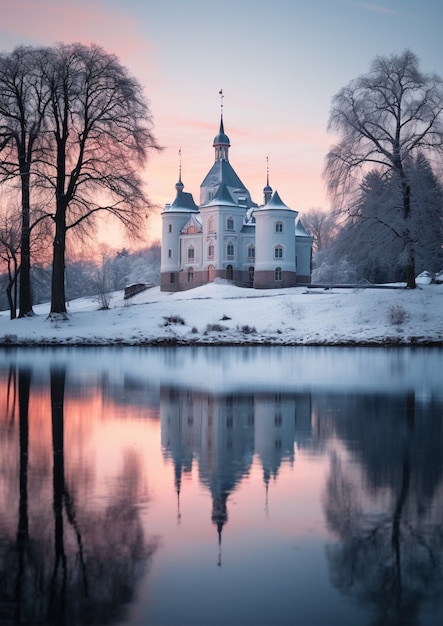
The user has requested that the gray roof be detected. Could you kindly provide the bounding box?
[163,189,199,213]
[201,182,239,208]
[295,216,312,239]
[213,117,230,146]
[201,159,247,192]
[254,190,296,213]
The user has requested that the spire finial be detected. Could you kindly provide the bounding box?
[219,88,224,119]
[175,147,184,192]
[263,155,273,204]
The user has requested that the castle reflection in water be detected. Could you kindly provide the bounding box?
[160,388,313,547]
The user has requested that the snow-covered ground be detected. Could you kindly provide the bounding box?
[0,280,442,346]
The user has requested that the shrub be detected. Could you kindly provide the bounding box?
[163,315,185,326]
[388,304,408,325]
[205,323,227,333]
[240,324,256,334]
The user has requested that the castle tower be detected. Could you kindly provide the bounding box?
[253,191,298,288]
[160,168,199,292]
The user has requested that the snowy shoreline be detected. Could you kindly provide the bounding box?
[1,282,442,348]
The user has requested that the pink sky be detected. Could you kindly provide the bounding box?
[1,0,441,247]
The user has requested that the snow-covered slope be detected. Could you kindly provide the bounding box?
[1,281,442,346]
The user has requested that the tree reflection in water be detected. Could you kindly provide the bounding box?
[0,366,157,626]
[322,393,443,626]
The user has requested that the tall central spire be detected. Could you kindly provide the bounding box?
[213,89,230,162]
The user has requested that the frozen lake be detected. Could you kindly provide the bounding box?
[0,346,442,626]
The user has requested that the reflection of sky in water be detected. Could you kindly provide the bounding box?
[0,347,442,626]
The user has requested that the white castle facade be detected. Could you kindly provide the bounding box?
[160,114,313,292]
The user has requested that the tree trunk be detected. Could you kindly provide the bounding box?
[401,179,416,289]
[50,201,67,315]
[6,282,15,320]
[18,170,34,317]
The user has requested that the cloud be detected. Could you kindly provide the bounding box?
[357,2,401,16]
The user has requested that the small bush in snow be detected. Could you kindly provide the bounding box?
[240,324,256,334]
[388,304,408,325]
[205,323,227,333]
[221,313,231,320]
[163,315,185,326]
[191,327,198,333]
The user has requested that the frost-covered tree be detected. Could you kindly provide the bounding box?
[324,50,443,288]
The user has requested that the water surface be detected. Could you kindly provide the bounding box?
[0,347,442,626]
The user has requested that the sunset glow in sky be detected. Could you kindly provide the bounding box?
[1,0,442,245]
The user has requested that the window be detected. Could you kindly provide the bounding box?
[248,266,254,282]
[208,215,215,232]
[168,223,172,233]
[227,217,234,230]
[226,265,233,280]
[227,243,234,258]
[275,267,282,281]
[274,245,283,259]
[170,273,176,283]
[187,246,195,261]
[208,244,214,259]
[247,245,255,260]
[168,249,172,258]
[275,221,283,233]
[188,268,194,283]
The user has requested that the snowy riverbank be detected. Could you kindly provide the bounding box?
[0,281,442,347]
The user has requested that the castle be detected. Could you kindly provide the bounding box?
[160,110,313,292]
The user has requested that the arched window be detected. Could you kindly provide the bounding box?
[208,215,215,232]
[275,267,282,281]
[227,242,234,259]
[208,241,215,259]
[227,216,234,231]
[168,249,172,258]
[275,221,283,233]
[274,245,283,259]
[226,265,233,280]
[187,245,195,261]
[247,244,255,260]
[168,223,173,233]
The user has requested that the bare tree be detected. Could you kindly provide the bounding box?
[301,207,338,254]
[324,50,443,288]
[0,46,52,316]
[40,43,161,317]
[0,202,20,318]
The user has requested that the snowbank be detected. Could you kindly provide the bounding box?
[0,283,442,347]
